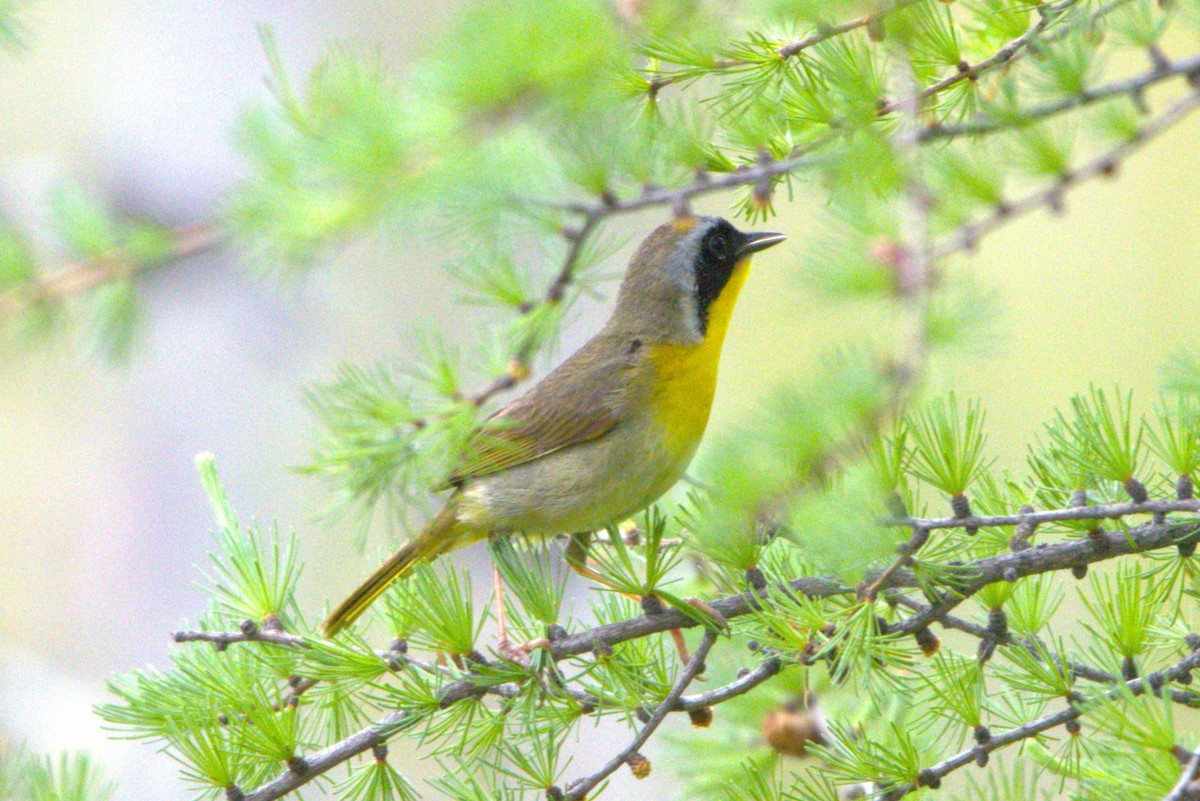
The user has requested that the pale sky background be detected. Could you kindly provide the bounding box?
[1,3,1199,800]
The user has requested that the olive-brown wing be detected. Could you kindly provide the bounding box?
[441,335,640,488]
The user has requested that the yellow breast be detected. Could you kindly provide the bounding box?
[649,259,752,458]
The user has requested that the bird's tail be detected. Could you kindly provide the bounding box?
[321,503,465,637]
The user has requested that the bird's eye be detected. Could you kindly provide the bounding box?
[704,232,731,261]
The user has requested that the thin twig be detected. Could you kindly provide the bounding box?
[173,626,306,649]
[895,498,1200,532]
[776,0,924,59]
[1163,748,1200,801]
[563,628,719,801]
[673,655,783,711]
[878,0,1082,116]
[933,88,1200,259]
[887,646,1200,799]
[884,517,1198,639]
[645,0,923,94]
[0,222,225,326]
[893,593,1200,708]
[921,53,1200,141]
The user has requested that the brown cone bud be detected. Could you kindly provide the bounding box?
[761,700,827,758]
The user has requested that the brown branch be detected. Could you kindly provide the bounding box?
[898,498,1200,532]
[172,626,306,650]
[932,88,1200,259]
[877,0,1082,116]
[920,53,1200,141]
[673,654,783,711]
[892,594,1200,708]
[645,0,923,95]
[1164,748,1200,801]
[563,628,719,801]
[884,645,1200,799]
[0,222,225,326]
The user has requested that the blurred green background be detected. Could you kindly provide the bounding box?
[1,2,1198,799]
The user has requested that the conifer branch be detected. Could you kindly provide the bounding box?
[920,53,1200,141]
[172,626,305,650]
[562,628,719,801]
[892,595,1200,708]
[775,0,920,60]
[884,645,1200,799]
[0,222,224,326]
[644,0,924,95]
[648,0,1102,100]
[877,0,1082,116]
[897,497,1200,531]
[91,4,1200,799]
[214,509,1196,801]
[932,87,1200,259]
[1164,749,1200,801]
[672,654,784,711]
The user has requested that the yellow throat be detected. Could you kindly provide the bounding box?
[649,257,752,456]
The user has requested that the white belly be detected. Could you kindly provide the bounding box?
[455,415,696,536]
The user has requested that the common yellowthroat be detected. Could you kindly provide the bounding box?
[322,216,785,636]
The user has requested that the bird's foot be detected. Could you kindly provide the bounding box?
[494,636,549,666]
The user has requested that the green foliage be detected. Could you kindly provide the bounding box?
[1048,385,1146,485]
[0,0,27,53]
[1148,394,1200,477]
[405,564,485,656]
[995,636,1076,701]
[229,30,431,266]
[1078,562,1163,663]
[489,537,567,627]
[1,182,188,357]
[916,652,986,734]
[300,357,480,543]
[44,2,1200,800]
[433,0,624,116]
[197,454,303,627]
[1087,689,1179,755]
[908,392,993,497]
[589,509,689,603]
[0,748,114,801]
[816,720,927,789]
[24,753,114,801]
[336,755,419,801]
[1006,574,1065,637]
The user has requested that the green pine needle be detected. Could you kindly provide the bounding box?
[488,537,567,627]
[908,392,994,497]
[407,564,484,656]
[336,756,419,801]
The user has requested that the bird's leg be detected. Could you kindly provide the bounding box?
[565,531,697,669]
[491,562,532,665]
[669,629,692,664]
[565,531,609,585]
[492,562,510,647]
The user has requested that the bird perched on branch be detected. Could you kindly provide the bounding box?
[322,215,785,649]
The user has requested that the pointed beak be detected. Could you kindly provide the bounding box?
[737,231,787,259]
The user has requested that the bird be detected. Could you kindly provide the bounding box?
[321,214,785,644]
